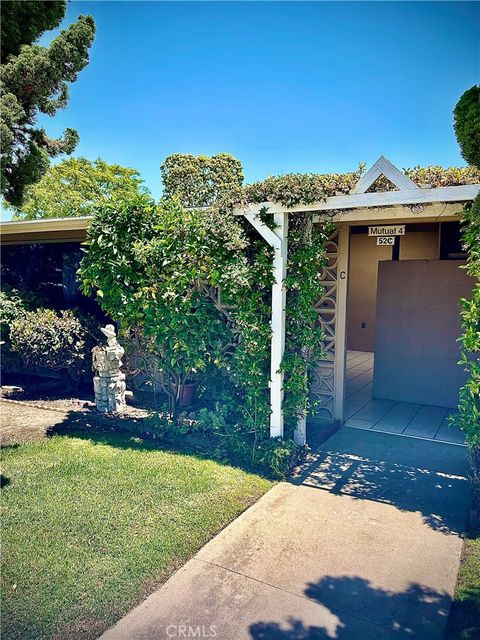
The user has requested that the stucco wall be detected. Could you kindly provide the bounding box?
[347,229,439,351]
[373,259,472,408]
[347,234,391,351]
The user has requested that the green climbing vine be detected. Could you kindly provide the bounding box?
[80,150,480,477]
[79,156,334,474]
[456,194,480,447]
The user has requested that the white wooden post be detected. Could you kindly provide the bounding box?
[241,211,288,439]
[270,212,288,438]
[294,416,307,446]
[333,223,350,422]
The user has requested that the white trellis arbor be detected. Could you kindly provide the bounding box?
[234,156,480,445]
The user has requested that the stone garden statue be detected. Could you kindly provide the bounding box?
[92,324,126,413]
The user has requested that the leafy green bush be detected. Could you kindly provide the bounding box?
[453,86,480,511]
[185,407,300,479]
[80,195,242,418]
[194,406,230,434]
[78,160,334,475]
[10,308,91,380]
[454,85,480,169]
[0,286,47,371]
[143,408,226,440]
[0,288,26,370]
[255,438,300,479]
[455,195,480,447]
[454,195,480,510]
[194,407,300,478]
[142,411,188,439]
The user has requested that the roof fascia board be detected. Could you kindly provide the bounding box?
[0,216,92,235]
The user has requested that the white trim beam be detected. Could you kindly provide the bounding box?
[243,213,281,250]
[233,184,480,217]
[317,201,465,224]
[351,155,418,194]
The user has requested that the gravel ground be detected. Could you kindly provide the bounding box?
[0,376,154,449]
[0,401,68,446]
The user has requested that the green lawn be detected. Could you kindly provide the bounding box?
[446,532,480,640]
[1,432,273,640]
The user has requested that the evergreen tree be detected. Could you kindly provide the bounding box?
[1,1,66,61]
[1,1,95,205]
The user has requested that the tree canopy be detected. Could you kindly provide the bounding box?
[0,1,95,206]
[1,1,66,61]
[453,85,480,170]
[161,153,244,208]
[12,157,148,220]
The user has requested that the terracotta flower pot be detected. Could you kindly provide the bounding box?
[180,383,196,407]
[171,382,196,407]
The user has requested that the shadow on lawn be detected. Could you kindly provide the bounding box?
[7,405,471,534]
[250,575,450,640]
[47,409,269,477]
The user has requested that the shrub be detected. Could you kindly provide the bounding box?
[141,406,301,478]
[453,86,480,511]
[0,286,47,371]
[194,406,230,434]
[10,308,91,381]
[142,411,189,440]
[0,288,26,371]
[455,197,480,448]
[186,406,301,478]
[144,406,234,442]
[255,438,300,479]
[454,195,480,510]
[80,195,248,419]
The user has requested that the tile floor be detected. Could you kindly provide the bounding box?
[344,351,465,445]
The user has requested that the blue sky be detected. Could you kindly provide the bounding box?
[17,1,480,205]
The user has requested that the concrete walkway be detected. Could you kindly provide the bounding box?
[100,428,470,640]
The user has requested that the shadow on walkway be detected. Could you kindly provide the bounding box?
[292,428,470,534]
[250,575,450,640]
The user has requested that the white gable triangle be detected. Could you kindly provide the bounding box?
[351,155,418,194]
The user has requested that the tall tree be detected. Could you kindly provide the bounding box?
[0,1,95,206]
[12,157,148,220]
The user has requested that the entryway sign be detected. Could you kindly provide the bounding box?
[376,237,396,246]
[368,224,405,237]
